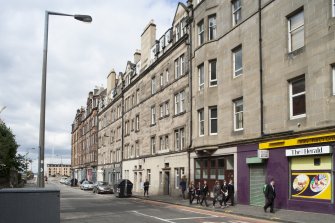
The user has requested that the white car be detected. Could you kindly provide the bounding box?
[60,177,68,184]
[80,181,94,190]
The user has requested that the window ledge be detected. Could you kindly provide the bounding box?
[173,111,186,118]
[150,123,156,127]
[290,114,306,120]
[288,46,305,58]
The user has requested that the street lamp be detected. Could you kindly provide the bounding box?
[38,11,92,188]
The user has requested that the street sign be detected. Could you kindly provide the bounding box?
[258,150,269,159]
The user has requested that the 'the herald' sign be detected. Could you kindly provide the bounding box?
[285,146,332,157]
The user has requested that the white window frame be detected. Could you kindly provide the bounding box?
[160,136,164,151]
[233,98,244,131]
[135,115,139,131]
[136,89,140,104]
[151,76,156,95]
[151,106,156,125]
[165,135,169,150]
[166,70,169,84]
[180,54,185,75]
[160,104,164,118]
[151,137,156,154]
[209,60,217,86]
[288,10,304,52]
[209,106,218,135]
[175,58,180,79]
[232,0,242,26]
[289,77,306,119]
[180,91,185,113]
[165,101,169,116]
[174,91,185,115]
[198,20,204,45]
[160,73,164,87]
[198,64,204,90]
[175,22,181,41]
[233,46,243,77]
[198,109,204,136]
[208,15,217,40]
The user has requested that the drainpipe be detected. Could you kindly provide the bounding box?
[121,83,125,180]
[259,0,264,136]
[186,1,194,183]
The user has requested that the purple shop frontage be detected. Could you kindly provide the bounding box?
[237,132,335,214]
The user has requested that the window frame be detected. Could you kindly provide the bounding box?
[233,98,244,131]
[198,63,205,90]
[332,65,335,95]
[232,0,242,26]
[150,136,156,154]
[288,10,304,53]
[174,90,185,115]
[209,59,217,86]
[208,14,217,40]
[198,109,204,136]
[233,45,243,78]
[289,76,306,119]
[333,0,335,17]
[209,106,218,135]
[151,106,156,125]
[175,57,180,79]
[198,20,204,45]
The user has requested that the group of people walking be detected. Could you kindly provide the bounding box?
[186,179,235,208]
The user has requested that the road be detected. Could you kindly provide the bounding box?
[58,182,273,223]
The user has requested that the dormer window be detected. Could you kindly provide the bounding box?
[175,22,181,41]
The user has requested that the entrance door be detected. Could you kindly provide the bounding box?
[134,173,137,191]
[250,164,266,206]
[164,171,170,195]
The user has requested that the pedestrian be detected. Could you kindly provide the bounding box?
[225,179,235,206]
[263,179,276,213]
[179,175,187,199]
[220,180,228,207]
[188,181,195,204]
[200,180,209,207]
[195,181,201,204]
[212,180,222,208]
[143,179,150,197]
[74,178,78,186]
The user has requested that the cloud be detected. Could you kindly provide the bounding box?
[0,0,184,173]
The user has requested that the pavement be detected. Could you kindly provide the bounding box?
[132,192,335,223]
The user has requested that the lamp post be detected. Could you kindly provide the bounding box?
[38,11,92,187]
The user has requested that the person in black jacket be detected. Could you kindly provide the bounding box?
[188,181,195,204]
[200,180,209,207]
[144,179,150,197]
[195,181,201,204]
[225,179,235,206]
[264,179,276,213]
[220,180,228,207]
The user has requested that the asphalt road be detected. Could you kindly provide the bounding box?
[58,182,272,223]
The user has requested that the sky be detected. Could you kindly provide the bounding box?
[0,0,184,172]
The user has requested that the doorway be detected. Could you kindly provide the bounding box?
[249,164,266,206]
[164,171,170,195]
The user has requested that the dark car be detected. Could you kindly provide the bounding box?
[114,179,133,198]
[93,181,113,194]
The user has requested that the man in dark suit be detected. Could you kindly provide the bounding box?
[225,179,235,206]
[264,179,276,213]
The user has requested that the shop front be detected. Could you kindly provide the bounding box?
[258,132,335,214]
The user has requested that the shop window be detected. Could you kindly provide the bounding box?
[195,160,201,179]
[202,160,208,179]
[210,159,216,179]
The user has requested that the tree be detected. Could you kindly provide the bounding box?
[0,121,20,178]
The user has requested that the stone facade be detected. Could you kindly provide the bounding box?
[47,164,71,177]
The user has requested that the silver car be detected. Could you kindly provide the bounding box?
[80,181,94,190]
[93,181,113,194]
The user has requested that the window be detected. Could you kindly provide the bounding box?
[166,70,169,84]
[135,115,140,131]
[233,46,243,77]
[209,106,218,134]
[232,0,241,26]
[332,65,335,95]
[175,167,185,189]
[150,136,156,154]
[198,109,204,136]
[198,20,204,45]
[160,104,164,118]
[174,90,185,115]
[136,89,140,104]
[151,76,156,94]
[174,128,185,151]
[151,106,156,125]
[160,136,164,151]
[147,169,151,184]
[160,101,169,118]
[165,101,169,116]
[165,135,169,150]
[209,60,217,86]
[175,58,180,79]
[198,64,204,90]
[234,98,243,131]
[180,54,185,75]
[289,77,306,119]
[288,10,304,52]
[175,22,181,41]
[135,141,139,157]
[208,15,216,40]
[160,73,164,87]
[333,0,335,17]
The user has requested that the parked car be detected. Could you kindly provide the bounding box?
[80,181,94,190]
[64,178,72,186]
[114,179,133,198]
[60,177,68,184]
[93,181,113,194]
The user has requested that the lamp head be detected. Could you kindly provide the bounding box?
[74,14,92,23]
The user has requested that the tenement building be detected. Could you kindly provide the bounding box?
[47,164,71,177]
[189,0,335,214]
[97,3,191,196]
[71,87,105,182]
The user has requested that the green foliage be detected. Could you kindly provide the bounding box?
[0,121,20,177]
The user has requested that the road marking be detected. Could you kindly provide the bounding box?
[166,216,219,221]
[130,211,175,223]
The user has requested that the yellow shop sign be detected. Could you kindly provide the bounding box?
[259,132,335,149]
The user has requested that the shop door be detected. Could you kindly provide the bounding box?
[250,164,266,206]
